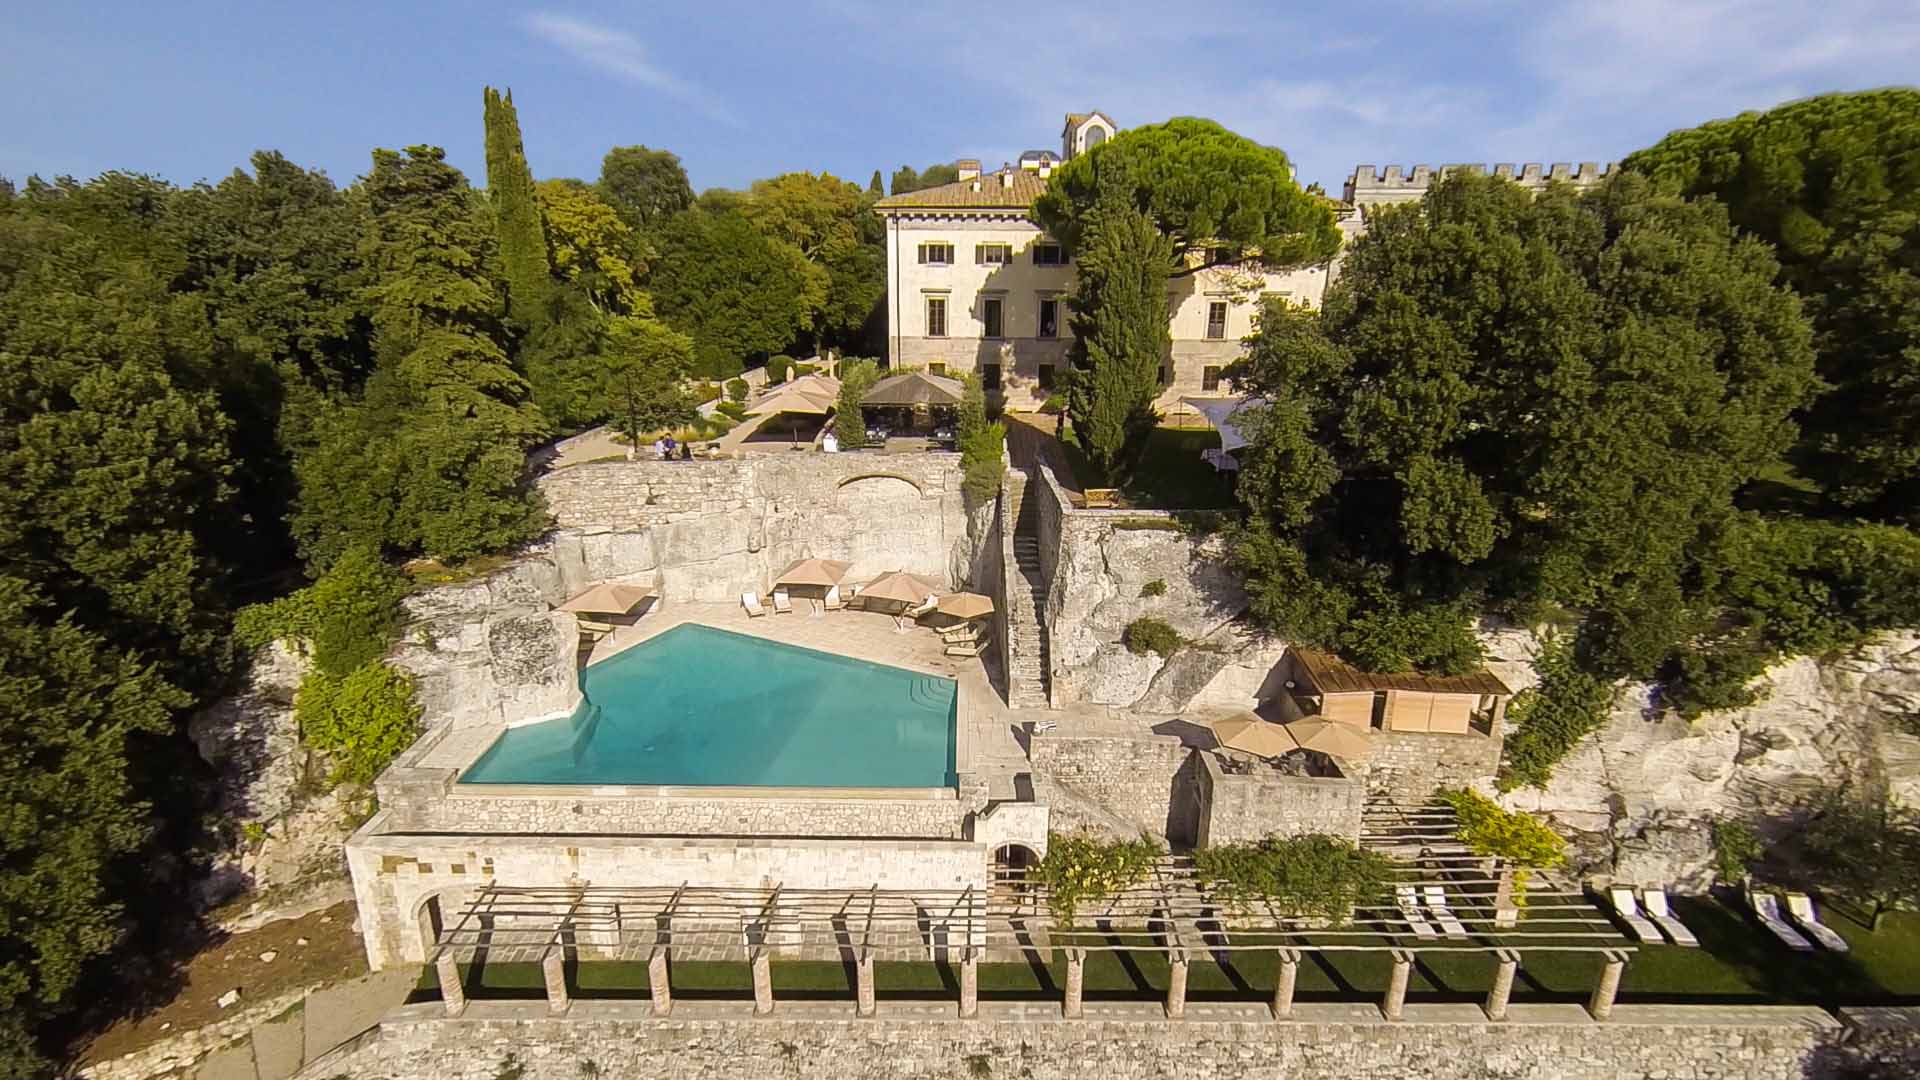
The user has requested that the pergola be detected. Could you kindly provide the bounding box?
[428,828,1634,1023]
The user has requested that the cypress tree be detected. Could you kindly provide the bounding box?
[1064,166,1171,483]
[867,169,884,195]
[482,86,552,327]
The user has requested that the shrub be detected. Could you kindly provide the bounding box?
[716,401,750,423]
[234,546,409,678]
[1039,393,1066,415]
[834,359,880,449]
[1033,832,1161,925]
[1660,629,1772,718]
[1497,632,1615,791]
[1123,616,1182,658]
[1710,818,1765,885]
[1439,788,1566,903]
[957,373,1004,503]
[1140,579,1168,598]
[770,355,797,381]
[725,378,750,403]
[295,662,421,785]
[1192,834,1394,922]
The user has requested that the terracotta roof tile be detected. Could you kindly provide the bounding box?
[873,168,1050,211]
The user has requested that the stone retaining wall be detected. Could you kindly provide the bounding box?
[345,829,993,969]
[1368,728,1505,801]
[1029,731,1192,842]
[382,784,971,839]
[533,454,979,601]
[1193,751,1365,845]
[307,1000,1844,1080]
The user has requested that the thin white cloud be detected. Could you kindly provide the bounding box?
[523,12,741,126]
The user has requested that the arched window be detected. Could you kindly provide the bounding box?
[1083,125,1107,150]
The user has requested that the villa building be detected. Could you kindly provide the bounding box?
[874,110,1612,410]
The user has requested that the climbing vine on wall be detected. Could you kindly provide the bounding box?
[1439,788,1567,906]
[1033,832,1162,926]
[1192,834,1394,922]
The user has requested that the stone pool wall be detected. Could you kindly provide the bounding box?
[345,828,994,969]
[309,1000,1847,1080]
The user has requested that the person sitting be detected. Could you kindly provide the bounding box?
[651,436,666,459]
[679,441,693,460]
[660,435,677,460]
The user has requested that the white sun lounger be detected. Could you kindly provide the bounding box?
[741,592,767,618]
[1397,885,1439,939]
[1784,892,1849,952]
[1607,886,1661,943]
[945,638,990,658]
[1749,891,1816,951]
[1640,887,1699,947]
[771,590,794,615]
[1422,885,1470,938]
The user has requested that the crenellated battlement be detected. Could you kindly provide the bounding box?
[1344,162,1614,205]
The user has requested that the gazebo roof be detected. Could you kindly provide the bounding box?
[863,370,965,406]
[1294,649,1511,697]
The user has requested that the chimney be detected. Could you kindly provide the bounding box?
[1001,171,1014,189]
[956,158,981,181]
[1038,161,1053,179]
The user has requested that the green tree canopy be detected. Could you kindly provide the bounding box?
[1033,118,1341,273]
[1623,89,1920,523]
[1230,172,1817,674]
[597,145,694,229]
[889,163,959,196]
[648,209,819,378]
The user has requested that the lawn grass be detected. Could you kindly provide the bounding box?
[1047,423,1237,511]
[414,898,1920,1008]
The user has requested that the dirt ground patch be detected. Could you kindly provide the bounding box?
[76,901,366,1066]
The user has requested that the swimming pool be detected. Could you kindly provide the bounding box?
[459,623,958,789]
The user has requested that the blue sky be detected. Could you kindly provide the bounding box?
[5,1,1918,195]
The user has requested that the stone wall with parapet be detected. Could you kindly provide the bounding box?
[1367,728,1505,802]
[532,453,981,602]
[311,1000,1847,1080]
[1193,750,1365,845]
[1344,162,1615,206]
[345,828,993,969]
[1026,463,1247,709]
[1028,730,1194,843]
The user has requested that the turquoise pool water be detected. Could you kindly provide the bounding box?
[460,623,958,788]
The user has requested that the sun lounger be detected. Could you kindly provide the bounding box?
[1607,886,1661,943]
[1784,892,1849,952]
[1748,890,1816,951]
[575,617,616,641]
[941,623,985,643]
[741,592,767,618]
[893,596,937,631]
[1640,887,1699,947]
[1397,885,1439,940]
[1422,885,1469,938]
[771,590,794,615]
[945,638,989,658]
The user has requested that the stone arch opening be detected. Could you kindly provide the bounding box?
[993,842,1040,875]
[413,892,448,958]
[835,472,925,497]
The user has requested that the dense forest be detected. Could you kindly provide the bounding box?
[0,87,953,1074]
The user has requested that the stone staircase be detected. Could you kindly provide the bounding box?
[1004,473,1052,709]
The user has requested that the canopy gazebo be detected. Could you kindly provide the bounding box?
[554,581,656,641]
[1205,713,1299,760]
[773,557,854,612]
[861,371,965,443]
[746,375,841,446]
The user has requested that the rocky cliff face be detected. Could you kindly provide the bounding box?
[1500,630,1920,890]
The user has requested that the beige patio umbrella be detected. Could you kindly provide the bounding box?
[1206,714,1300,759]
[746,384,836,417]
[555,581,655,614]
[1283,718,1374,760]
[862,370,964,407]
[935,592,996,620]
[775,557,853,589]
[860,570,942,606]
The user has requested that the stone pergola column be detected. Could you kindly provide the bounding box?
[959,948,979,1019]
[1271,948,1300,1020]
[648,947,672,1017]
[1063,948,1085,1019]
[1588,951,1626,1021]
[751,949,775,1016]
[1165,948,1189,1020]
[1493,865,1520,929]
[1485,949,1519,1021]
[435,953,466,1017]
[855,950,876,1017]
[541,948,570,1015]
[1382,950,1412,1022]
